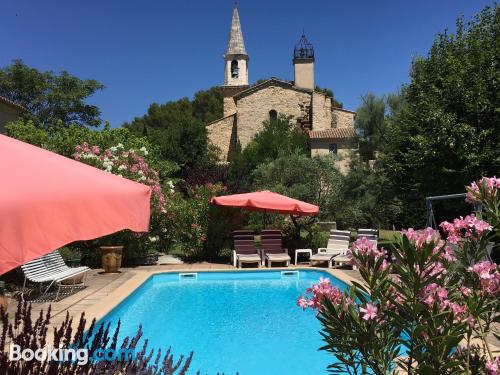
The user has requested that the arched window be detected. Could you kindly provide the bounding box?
[269,109,278,121]
[231,60,239,78]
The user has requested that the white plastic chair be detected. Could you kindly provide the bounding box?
[21,250,89,301]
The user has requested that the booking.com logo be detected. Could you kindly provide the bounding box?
[9,344,135,365]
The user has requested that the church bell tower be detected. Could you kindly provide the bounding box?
[222,3,249,116]
[224,3,249,86]
[293,33,315,90]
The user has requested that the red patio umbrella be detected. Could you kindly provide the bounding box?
[211,190,319,216]
[0,135,152,275]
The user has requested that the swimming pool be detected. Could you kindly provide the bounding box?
[99,270,350,374]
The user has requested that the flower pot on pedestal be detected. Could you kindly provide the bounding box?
[100,246,123,273]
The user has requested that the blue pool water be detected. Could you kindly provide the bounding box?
[99,270,349,374]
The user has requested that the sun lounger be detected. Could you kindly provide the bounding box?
[357,228,378,247]
[21,250,90,301]
[261,231,291,267]
[310,229,351,268]
[232,231,261,268]
[332,250,353,268]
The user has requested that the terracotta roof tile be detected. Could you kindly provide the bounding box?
[308,127,357,140]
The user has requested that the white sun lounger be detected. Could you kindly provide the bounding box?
[21,250,90,301]
[310,229,351,268]
[332,229,379,269]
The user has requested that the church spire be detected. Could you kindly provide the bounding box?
[223,3,249,86]
[225,3,247,57]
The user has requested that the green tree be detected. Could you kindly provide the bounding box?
[124,87,223,171]
[227,116,309,191]
[0,59,103,127]
[355,93,386,162]
[125,99,207,170]
[378,4,500,227]
[253,153,343,215]
[192,86,223,124]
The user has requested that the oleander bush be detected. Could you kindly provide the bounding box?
[298,176,500,375]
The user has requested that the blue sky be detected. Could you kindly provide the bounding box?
[0,0,494,126]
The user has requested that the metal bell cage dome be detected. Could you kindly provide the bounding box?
[293,33,314,59]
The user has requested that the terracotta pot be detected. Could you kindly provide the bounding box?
[0,295,8,312]
[100,246,123,273]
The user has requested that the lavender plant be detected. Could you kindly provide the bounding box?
[0,300,195,374]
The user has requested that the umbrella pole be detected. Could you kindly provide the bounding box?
[263,211,267,229]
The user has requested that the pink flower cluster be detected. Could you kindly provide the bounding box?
[352,237,385,259]
[440,214,492,244]
[350,237,390,270]
[486,357,500,375]
[419,283,469,322]
[297,277,349,312]
[402,227,441,250]
[468,261,500,296]
[466,176,500,204]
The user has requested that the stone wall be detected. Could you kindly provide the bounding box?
[206,114,236,161]
[235,85,311,148]
[310,138,357,174]
[311,91,333,131]
[293,60,314,90]
[332,108,356,128]
[223,96,237,117]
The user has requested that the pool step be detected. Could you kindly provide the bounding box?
[179,272,198,281]
[281,270,299,279]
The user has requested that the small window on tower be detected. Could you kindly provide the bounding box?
[329,143,338,155]
[231,60,239,78]
[269,109,278,121]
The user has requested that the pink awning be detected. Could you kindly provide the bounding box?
[211,190,319,216]
[0,135,152,275]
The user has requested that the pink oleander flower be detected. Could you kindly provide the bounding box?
[486,357,500,375]
[402,227,441,250]
[468,261,498,280]
[459,286,471,297]
[380,259,390,271]
[440,245,456,262]
[297,277,349,313]
[360,303,378,321]
[466,176,500,204]
[468,262,500,295]
[297,296,312,310]
[440,214,492,244]
[351,237,386,261]
[465,315,475,328]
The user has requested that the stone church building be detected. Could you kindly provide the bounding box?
[207,4,358,172]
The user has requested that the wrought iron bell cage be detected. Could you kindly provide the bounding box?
[293,33,314,59]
